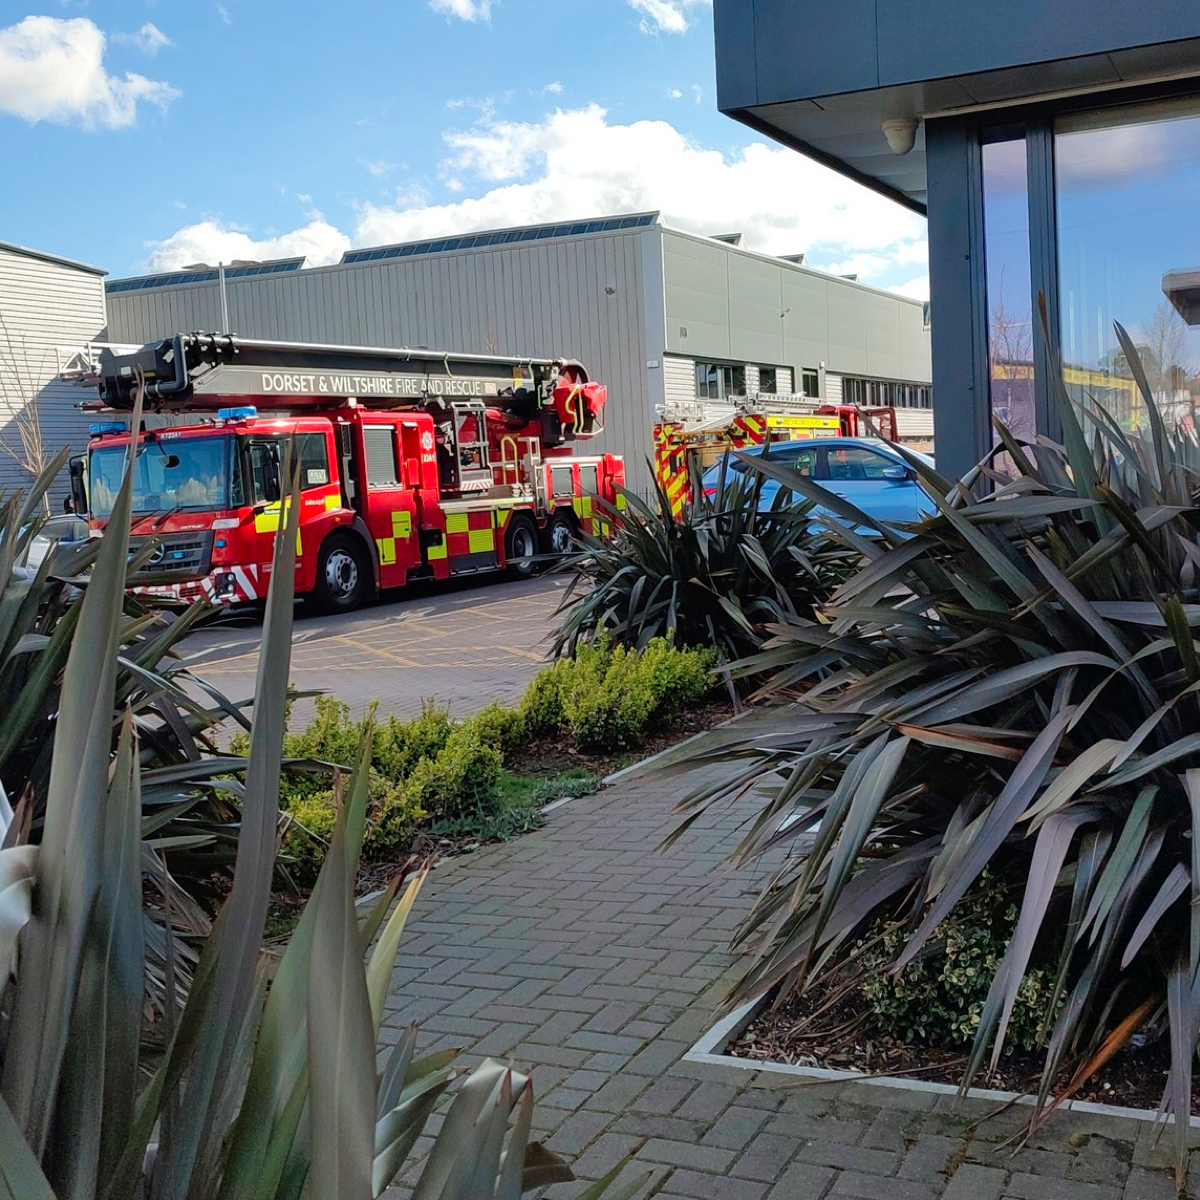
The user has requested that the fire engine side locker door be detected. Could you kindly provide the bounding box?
[396,416,450,580]
[359,418,420,589]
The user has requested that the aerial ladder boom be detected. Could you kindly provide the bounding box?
[93,332,608,446]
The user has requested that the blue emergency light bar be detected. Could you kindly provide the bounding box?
[88,422,128,436]
[216,406,258,421]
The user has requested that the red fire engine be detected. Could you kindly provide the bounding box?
[75,333,623,611]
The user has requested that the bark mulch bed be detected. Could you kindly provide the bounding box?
[732,974,1194,1115]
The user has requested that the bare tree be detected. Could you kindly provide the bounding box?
[988,270,1034,443]
[0,311,52,513]
[989,273,1033,373]
[1140,300,1189,404]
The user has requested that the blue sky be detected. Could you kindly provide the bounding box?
[0,1,929,297]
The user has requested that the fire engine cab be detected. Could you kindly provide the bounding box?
[74,333,624,611]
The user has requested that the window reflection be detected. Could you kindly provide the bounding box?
[1057,102,1200,433]
[982,138,1036,455]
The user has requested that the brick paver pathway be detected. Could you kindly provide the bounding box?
[382,740,1194,1199]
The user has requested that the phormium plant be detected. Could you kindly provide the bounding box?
[674,320,1200,1183]
[551,460,857,666]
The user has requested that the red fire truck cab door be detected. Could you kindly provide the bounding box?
[359,418,421,589]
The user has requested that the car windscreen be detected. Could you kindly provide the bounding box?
[89,434,235,518]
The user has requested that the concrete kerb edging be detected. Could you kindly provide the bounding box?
[684,995,1200,1129]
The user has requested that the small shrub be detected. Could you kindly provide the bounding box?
[520,662,568,737]
[367,785,426,857]
[463,701,526,751]
[861,880,1056,1052]
[403,726,504,821]
[636,636,718,720]
[375,701,453,781]
[281,790,339,881]
[565,642,658,752]
[518,638,718,752]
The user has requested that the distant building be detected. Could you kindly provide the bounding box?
[105,213,932,497]
[0,241,107,499]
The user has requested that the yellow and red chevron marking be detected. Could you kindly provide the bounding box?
[730,414,769,446]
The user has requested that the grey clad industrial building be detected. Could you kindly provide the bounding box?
[104,213,931,497]
[712,0,1200,480]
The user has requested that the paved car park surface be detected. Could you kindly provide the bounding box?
[177,574,567,719]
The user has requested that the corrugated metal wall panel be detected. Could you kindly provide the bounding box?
[662,356,695,407]
[0,246,107,500]
[107,229,658,495]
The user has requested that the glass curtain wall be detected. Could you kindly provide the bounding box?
[1056,99,1200,433]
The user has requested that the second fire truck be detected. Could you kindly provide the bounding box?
[76,333,624,611]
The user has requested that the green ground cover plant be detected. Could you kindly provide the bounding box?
[677,320,1200,1183]
[861,877,1057,1051]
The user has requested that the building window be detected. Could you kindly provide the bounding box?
[1056,99,1200,433]
[695,361,747,401]
[838,376,931,410]
[801,369,819,398]
[759,366,778,393]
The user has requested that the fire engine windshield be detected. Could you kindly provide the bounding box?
[89,433,236,518]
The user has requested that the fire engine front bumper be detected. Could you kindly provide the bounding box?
[131,564,262,606]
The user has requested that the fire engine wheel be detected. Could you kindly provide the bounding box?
[543,512,576,559]
[504,516,539,580]
[312,533,369,613]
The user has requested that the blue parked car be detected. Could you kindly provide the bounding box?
[700,437,937,528]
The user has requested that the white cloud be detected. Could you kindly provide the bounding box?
[0,16,179,128]
[216,5,232,25]
[542,81,563,95]
[143,218,351,271]
[667,88,683,100]
[355,105,926,290]
[362,159,393,178]
[429,0,491,21]
[628,0,710,35]
[888,275,931,301]
[145,106,928,296]
[116,22,171,56]
[690,83,702,104]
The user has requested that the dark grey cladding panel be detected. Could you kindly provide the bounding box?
[718,0,1200,112]
[876,0,1200,87]
[749,0,879,107]
[713,0,761,108]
